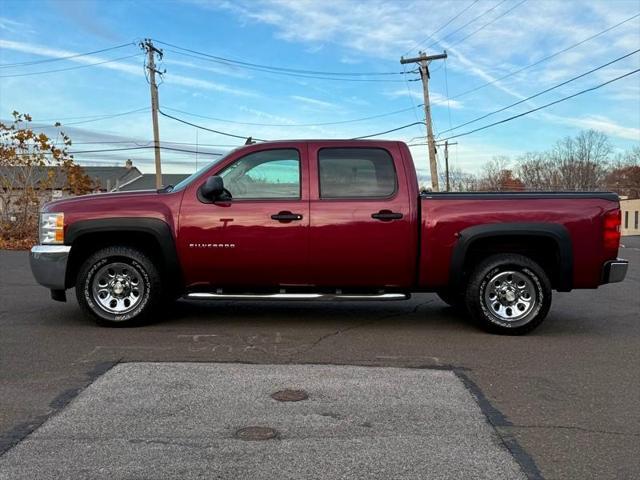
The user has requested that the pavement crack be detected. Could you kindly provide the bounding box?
[129,438,214,449]
[305,320,377,352]
[411,299,435,313]
[300,302,429,355]
[506,424,640,437]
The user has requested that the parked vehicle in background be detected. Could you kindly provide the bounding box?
[30,140,628,334]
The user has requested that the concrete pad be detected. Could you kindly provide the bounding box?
[0,363,526,479]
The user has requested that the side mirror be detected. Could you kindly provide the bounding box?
[201,175,225,200]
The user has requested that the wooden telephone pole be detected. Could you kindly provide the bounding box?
[140,39,164,189]
[400,51,447,191]
[435,140,458,192]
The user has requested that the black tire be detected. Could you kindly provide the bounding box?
[436,289,465,309]
[464,254,551,335]
[76,246,162,326]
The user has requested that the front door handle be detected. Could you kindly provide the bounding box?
[271,211,303,222]
[371,210,403,221]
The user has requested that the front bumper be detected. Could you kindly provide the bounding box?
[602,259,629,284]
[30,245,71,290]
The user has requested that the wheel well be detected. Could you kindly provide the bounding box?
[65,231,172,290]
[461,235,562,289]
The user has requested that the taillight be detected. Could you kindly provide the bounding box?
[603,209,621,252]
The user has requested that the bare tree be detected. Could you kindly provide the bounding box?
[550,130,611,190]
[438,166,479,192]
[476,156,512,191]
[516,152,557,191]
[605,146,640,198]
[515,130,614,191]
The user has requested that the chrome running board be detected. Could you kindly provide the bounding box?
[185,292,410,301]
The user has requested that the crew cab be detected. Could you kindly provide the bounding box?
[30,140,628,334]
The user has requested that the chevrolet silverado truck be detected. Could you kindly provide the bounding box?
[30,140,628,334]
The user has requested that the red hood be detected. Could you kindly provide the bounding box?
[42,190,159,213]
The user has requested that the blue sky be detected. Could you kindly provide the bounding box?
[1,0,639,182]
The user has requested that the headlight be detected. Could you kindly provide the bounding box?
[39,212,65,244]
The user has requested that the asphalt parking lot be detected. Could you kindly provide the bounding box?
[1,238,639,479]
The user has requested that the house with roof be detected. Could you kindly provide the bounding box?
[0,159,189,216]
[117,173,190,191]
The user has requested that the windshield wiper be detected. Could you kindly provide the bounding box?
[157,184,174,193]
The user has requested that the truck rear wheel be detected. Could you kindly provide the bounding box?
[465,254,551,335]
[76,246,162,326]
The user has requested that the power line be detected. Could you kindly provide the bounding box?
[444,58,453,130]
[154,39,405,76]
[69,140,238,147]
[403,0,480,56]
[426,0,509,50]
[438,68,640,141]
[162,104,421,127]
[401,62,426,131]
[14,145,224,156]
[440,48,640,135]
[40,108,149,126]
[151,145,222,156]
[63,107,150,125]
[0,54,143,78]
[351,121,426,140]
[449,11,640,99]
[158,109,268,142]
[162,48,407,83]
[446,0,527,48]
[0,42,136,68]
[31,107,149,123]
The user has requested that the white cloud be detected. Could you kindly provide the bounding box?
[0,17,34,35]
[0,39,257,97]
[194,0,640,142]
[556,114,640,142]
[290,95,336,108]
[387,89,463,109]
[164,58,252,79]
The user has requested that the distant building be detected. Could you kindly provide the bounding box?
[621,198,640,236]
[0,160,142,194]
[118,173,190,191]
[0,160,189,215]
[85,159,144,191]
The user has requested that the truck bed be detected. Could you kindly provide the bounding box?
[418,191,620,290]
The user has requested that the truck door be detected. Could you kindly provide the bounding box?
[178,145,310,288]
[308,143,416,288]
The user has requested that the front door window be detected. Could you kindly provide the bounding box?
[220,149,300,199]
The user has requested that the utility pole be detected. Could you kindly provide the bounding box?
[444,140,449,192]
[401,51,447,191]
[140,39,164,189]
[435,141,457,191]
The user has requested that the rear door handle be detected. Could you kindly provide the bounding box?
[371,210,403,221]
[271,211,303,222]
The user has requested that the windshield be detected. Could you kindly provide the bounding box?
[169,150,237,192]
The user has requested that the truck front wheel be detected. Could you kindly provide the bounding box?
[76,246,162,326]
[465,254,551,335]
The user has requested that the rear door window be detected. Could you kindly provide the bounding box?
[318,148,397,198]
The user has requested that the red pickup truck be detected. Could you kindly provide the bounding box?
[30,140,628,334]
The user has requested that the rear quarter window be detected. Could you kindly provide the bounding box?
[318,148,397,199]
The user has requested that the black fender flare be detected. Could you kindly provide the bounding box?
[65,217,182,288]
[450,223,573,292]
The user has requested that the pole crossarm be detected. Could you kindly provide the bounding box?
[400,52,448,64]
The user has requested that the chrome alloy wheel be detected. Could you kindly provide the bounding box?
[91,262,145,314]
[483,270,537,322]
